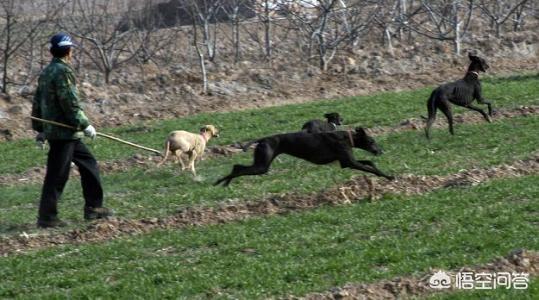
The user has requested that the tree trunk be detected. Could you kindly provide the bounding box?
[233,11,240,63]
[202,20,214,61]
[105,69,111,84]
[385,27,394,55]
[317,7,330,71]
[193,21,208,94]
[453,1,461,55]
[263,0,272,60]
[2,14,12,94]
[398,0,407,40]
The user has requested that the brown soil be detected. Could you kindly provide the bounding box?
[1,154,537,257]
[1,29,538,142]
[1,104,537,187]
[292,249,538,300]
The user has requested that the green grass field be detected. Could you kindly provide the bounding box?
[1,116,537,231]
[0,176,537,298]
[0,74,537,299]
[0,74,538,175]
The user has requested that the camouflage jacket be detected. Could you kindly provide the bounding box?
[31,57,90,140]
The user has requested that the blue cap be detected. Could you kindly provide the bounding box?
[49,33,77,50]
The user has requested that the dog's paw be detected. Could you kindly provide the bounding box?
[386,175,396,181]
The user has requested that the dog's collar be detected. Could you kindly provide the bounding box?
[330,122,337,130]
[468,71,480,78]
[200,133,209,142]
[347,130,354,147]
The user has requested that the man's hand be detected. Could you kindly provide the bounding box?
[83,125,97,139]
[35,132,46,149]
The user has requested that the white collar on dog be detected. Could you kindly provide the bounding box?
[330,122,337,130]
[469,71,480,78]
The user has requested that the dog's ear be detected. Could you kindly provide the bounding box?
[325,112,339,118]
[468,52,479,61]
[355,127,367,135]
[200,126,207,133]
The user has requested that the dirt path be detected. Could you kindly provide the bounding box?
[1,105,537,187]
[288,249,538,300]
[1,153,537,257]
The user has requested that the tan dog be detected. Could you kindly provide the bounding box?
[157,125,219,176]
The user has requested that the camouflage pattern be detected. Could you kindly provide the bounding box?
[31,57,90,140]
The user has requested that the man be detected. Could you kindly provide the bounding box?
[31,33,112,228]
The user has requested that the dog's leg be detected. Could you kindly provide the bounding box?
[438,101,454,135]
[157,141,171,167]
[175,150,187,170]
[481,101,493,116]
[466,104,491,122]
[341,155,394,180]
[188,152,198,176]
[215,143,275,186]
[476,95,493,116]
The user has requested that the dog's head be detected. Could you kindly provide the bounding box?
[200,125,219,138]
[323,112,343,125]
[468,53,489,72]
[353,127,383,155]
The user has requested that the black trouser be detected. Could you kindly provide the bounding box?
[38,139,103,220]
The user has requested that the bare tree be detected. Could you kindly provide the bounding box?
[57,0,140,84]
[259,0,273,60]
[405,0,474,55]
[183,0,224,62]
[478,0,529,37]
[241,0,277,62]
[372,0,402,53]
[220,0,254,63]
[123,1,185,90]
[284,0,378,71]
[0,0,64,94]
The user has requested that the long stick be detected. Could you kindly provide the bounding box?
[30,116,162,156]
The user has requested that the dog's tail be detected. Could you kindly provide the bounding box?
[424,91,438,139]
[426,91,437,119]
[157,140,171,166]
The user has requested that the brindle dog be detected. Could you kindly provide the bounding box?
[425,53,493,139]
[215,127,394,186]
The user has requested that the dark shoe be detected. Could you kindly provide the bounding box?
[37,217,68,228]
[84,207,113,220]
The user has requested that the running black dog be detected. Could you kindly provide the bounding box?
[302,112,343,133]
[215,127,394,186]
[425,53,493,139]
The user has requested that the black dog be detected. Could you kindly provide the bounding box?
[301,112,343,133]
[215,127,394,186]
[425,53,493,139]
